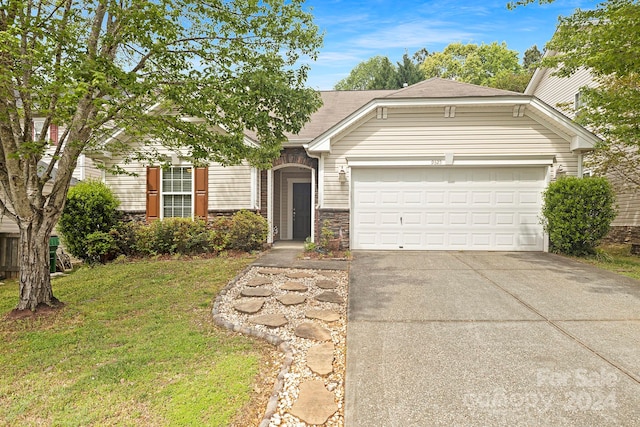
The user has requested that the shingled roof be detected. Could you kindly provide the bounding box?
[281,78,522,143]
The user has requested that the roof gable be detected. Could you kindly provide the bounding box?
[302,78,599,154]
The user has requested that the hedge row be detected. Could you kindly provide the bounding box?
[85,212,268,263]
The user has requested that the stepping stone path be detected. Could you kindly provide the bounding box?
[222,267,348,425]
[315,291,343,304]
[246,277,271,287]
[240,288,273,297]
[295,322,332,341]
[233,299,265,314]
[306,342,334,375]
[316,279,339,290]
[306,309,341,322]
[289,380,338,425]
[249,313,288,328]
[280,281,308,292]
[258,268,281,275]
[286,271,315,279]
[277,294,307,306]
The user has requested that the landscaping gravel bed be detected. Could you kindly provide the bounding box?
[213,266,348,427]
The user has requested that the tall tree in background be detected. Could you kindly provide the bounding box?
[395,52,425,88]
[0,0,322,311]
[523,45,542,70]
[420,42,526,90]
[334,56,397,90]
[513,0,640,186]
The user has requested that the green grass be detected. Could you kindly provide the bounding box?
[576,244,640,280]
[0,255,267,426]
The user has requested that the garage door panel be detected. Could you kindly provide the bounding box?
[496,213,515,225]
[356,191,377,205]
[519,192,540,205]
[472,213,492,225]
[427,213,446,225]
[426,191,445,204]
[352,167,545,251]
[472,192,492,204]
[472,234,492,246]
[449,192,468,204]
[495,192,515,204]
[380,191,400,205]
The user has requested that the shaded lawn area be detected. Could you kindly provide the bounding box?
[576,244,640,280]
[0,255,276,426]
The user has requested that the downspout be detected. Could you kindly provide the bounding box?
[304,145,322,243]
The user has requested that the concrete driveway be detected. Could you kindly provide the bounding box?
[345,251,640,426]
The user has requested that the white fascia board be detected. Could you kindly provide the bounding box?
[347,155,445,167]
[524,67,545,95]
[528,98,599,151]
[347,154,555,167]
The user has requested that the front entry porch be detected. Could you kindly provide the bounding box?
[265,149,317,244]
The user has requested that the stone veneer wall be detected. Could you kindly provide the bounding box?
[602,226,640,244]
[316,209,350,250]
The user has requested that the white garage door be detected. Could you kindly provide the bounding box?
[351,167,546,251]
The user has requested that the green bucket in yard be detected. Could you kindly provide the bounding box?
[49,236,59,273]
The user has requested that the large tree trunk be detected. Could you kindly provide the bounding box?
[16,219,59,311]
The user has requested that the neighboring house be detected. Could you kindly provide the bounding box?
[94,77,598,252]
[0,118,99,277]
[526,63,640,242]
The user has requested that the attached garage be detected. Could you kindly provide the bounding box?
[351,166,548,251]
[304,78,600,252]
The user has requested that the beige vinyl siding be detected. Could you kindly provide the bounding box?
[104,162,148,212]
[613,190,640,227]
[208,163,253,210]
[0,218,19,234]
[104,141,253,213]
[532,67,596,119]
[323,105,579,209]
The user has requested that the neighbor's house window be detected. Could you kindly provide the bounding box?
[146,166,208,221]
[162,167,192,218]
[574,92,584,112]
[32,121,59,145]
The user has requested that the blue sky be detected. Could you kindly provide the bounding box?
[301,0,600,90]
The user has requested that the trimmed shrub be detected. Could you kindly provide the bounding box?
[227,210,268,251]
[109,221,141,257]
[58,180,120,260]
[209,216,232,253]
[85,231,119,264]
[134,218,204,255]
[541,176,617,256]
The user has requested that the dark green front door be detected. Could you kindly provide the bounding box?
[292,183,311,240]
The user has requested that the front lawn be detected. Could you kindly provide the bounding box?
[0,256,276,426]
[577,244,640,280]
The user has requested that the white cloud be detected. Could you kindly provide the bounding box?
[349,20,479,50]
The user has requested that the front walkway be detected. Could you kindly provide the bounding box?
[213,241,349,426]
[346,251,640,426]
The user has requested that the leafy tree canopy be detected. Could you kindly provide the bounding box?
[0,0,322,310]
[517,0,640,187]
[523,45,542,70]
[420,42,524,90]
[334,55,398,90]
[335,43,536,92]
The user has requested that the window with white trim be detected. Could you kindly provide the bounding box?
[162,167,193,218]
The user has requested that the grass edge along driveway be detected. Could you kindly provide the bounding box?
[0,255,276,426]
